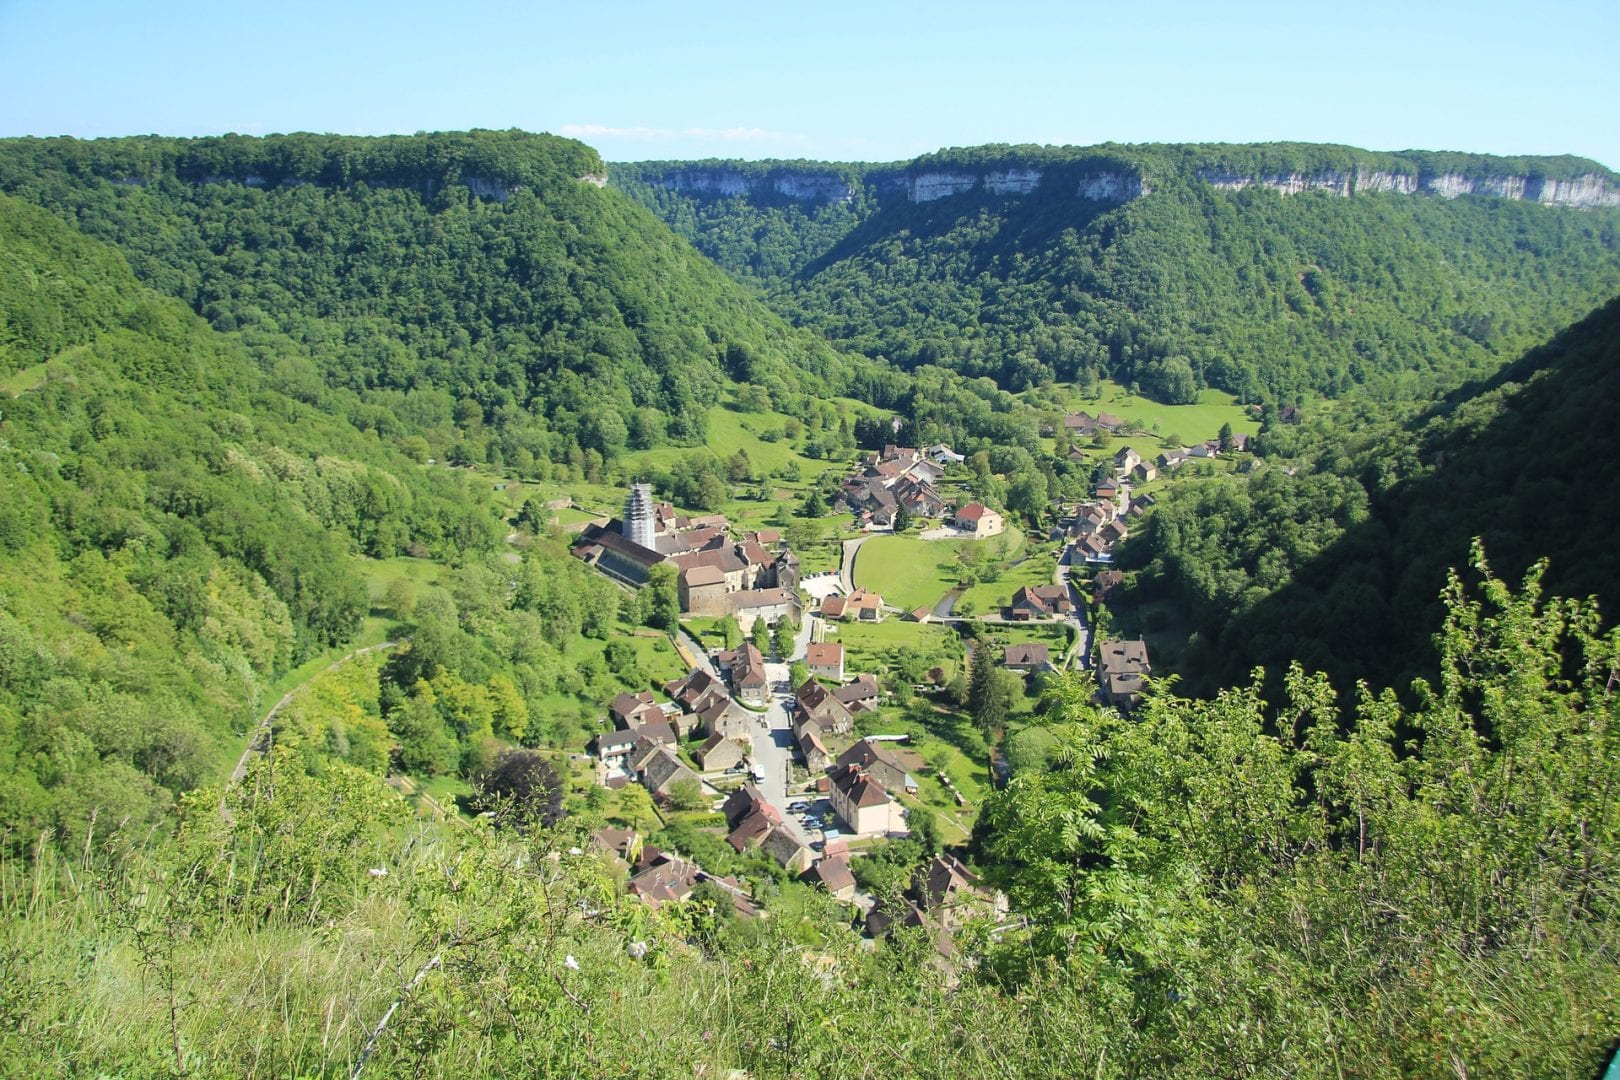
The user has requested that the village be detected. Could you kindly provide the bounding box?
[561,408,1212,955]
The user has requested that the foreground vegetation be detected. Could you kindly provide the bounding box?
[2,557,1615,1077]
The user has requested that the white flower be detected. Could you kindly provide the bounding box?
[564,955,580,971]
[627,940,648,959]
[367,867,388,878]
[568,846,583,856]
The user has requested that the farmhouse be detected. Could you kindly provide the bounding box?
[829,764,907,837]
[1008,584,1074,620]
[949,503,1003,538]
[1097,638,1152,711]
[1003,643,1051,672]
[822,588,885,622]
[806,642,844,682]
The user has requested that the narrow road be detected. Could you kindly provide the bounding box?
[838,536,869,593]
[752,612,820,843]
[676,626,721,679]
[1054,547,1090,670]
[221,639,401,820]
[229,640,401,786]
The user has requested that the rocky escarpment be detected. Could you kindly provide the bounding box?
[1199,167,1619,208]
[654,167,855,203]
[627,150,1618,211]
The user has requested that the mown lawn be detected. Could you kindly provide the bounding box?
[954,546,1062,616]
[830,619,963,682]
[855,528,1029,613]
[1033,378,1260,441]
[850,534,958,611]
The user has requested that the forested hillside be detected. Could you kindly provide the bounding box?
[616,143,1620,406]
[1115,294,1620,694]
[0,191,681,855]
[0,131,897,464]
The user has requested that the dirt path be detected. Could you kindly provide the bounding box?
[388,774,465,827]
[227,640,401,787]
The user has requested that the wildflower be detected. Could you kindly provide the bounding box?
[368,867,388,878]
[564,955,580,971]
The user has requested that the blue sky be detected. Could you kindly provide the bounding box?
[2,0,1616,168]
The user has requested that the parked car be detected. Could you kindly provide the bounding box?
[788,801,810,812]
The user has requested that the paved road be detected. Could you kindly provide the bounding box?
[838,536,869,592]
[1054,547,1091,670]
[676,626,720,679]
[751,613,820,843]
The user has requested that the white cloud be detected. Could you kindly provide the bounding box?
[558,123,799,143]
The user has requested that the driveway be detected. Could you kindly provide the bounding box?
[1054,548,1090,670]
[838,536,868,593]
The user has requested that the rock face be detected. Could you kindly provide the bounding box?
[655,168,854,203]
[627,152,1618,211]
[908,170,979,202]
[1199,167,1618,208]
[1076,171,1149,201]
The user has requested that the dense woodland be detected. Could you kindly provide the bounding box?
[1,131,1618,1075]
[617,144,1620,405]
[1110,296,1620,696]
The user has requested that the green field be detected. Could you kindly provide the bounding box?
[828,619,963,682]
[854,528,1028,613]
[1032,379,1261,443]
[954,545,1063,617]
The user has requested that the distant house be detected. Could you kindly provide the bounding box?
[610,690,664,729]
[1092,569,1125,603]
[1157,449,1190,471]
[695,732,746,772]
[835,738,913,795]
[761,828,813,875]
[865,853,1008,955]
[718,643,770,706]
[594,727,645,767]
[794,679,855,736]
[832,673,881,713]
[591,827,639,864]
[796,725,830,772]
[1113,447,1142,474]
[732,587,798,633]
[635,745,702,799]
[1100,519,1129,545]
[1097,638,1151,711]
[829,764,906,837]
[805,855,857,902]
[1131,462,1158,484]
[1003,643,1051,672]
[806,642,845,682]
[925,444,965,465]
[665,668,751,741]
[1095,481,1119,501]
[823,588,885,622]
[906,607,932,623]
[722,784,779,830]
[949,503,1003,538]
[1229,433,1250,452]
[727,807,779,852]
[1008,584,1074,620]
[627,851,700,909]
[678,564,730,616]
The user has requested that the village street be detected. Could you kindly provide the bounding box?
[752,613,819,843]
